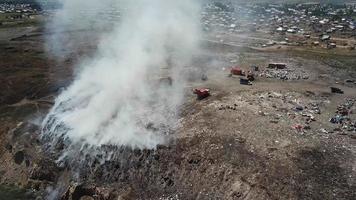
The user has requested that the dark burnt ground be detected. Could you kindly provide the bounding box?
[0,26,95,197]
[78,136,269,199]
[0,40,50,105]
[293,146,356,200]
[32,132,354,199]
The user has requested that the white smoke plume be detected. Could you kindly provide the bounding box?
[42,0,201,156]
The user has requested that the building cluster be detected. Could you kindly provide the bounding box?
[264,4,356,36]
[201,2,356,49]
[0,3,37,14]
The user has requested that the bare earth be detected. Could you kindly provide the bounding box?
[0,23,356,200]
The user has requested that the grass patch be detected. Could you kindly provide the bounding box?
[285,49,356,71]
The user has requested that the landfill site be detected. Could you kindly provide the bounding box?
[0,1,356,200]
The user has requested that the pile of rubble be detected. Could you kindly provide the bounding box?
[289,102,322,132]
[218,104,238,111]
[259,92,329,133]
[259,68,310,81]
[329,98,356,133]
[216,91,328,134]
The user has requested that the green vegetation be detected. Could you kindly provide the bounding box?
[286,48,356,71]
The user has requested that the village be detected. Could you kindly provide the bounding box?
[0,3,37,13]
[0,2,40,27]
[202,2,356,49]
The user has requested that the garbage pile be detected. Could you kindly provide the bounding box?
[218,104,238,111]
[226,92,329,134]
[258,63,310,81]
[289,101,323,133]
[265,92,328,133]
[330,98,356,132]
[259,68,310,80]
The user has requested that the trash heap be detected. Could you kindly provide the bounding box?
[218,104,238,111]
[259,65,310,80]
[220,92,328,134]
[260,92,328,133]
[289,101,324,133]
[329,98,356,132]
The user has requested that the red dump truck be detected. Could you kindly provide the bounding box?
[194,88,210,100]
[230,67,245,76]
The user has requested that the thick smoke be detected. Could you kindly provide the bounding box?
[42,0,201,157]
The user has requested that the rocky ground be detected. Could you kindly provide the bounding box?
[0,23,356,200]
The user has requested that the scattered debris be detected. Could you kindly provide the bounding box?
[330,87,344,94]
[260,67,309,81]
[268,63,286,69]
[218,104,237,111]
[329,99,356,133]
[251,65,259,71]
[247,71,255,81]
[292,124,304,132]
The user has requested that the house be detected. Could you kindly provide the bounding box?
[328,43,336,49]
[321,34,330,41]
[287,29,296,33]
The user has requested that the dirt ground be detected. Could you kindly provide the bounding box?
[0,22,356,200]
